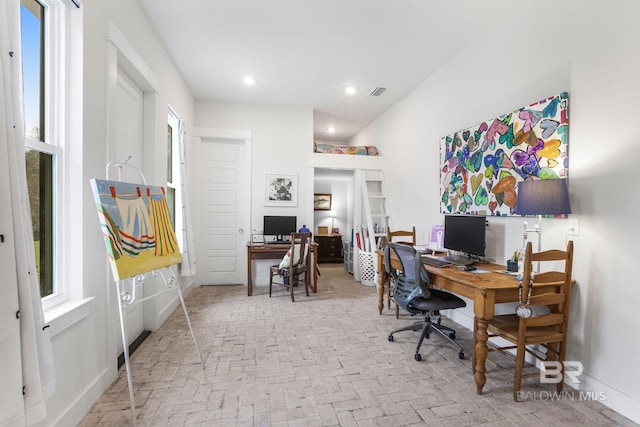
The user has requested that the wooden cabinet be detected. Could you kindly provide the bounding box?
[314,234,343,263]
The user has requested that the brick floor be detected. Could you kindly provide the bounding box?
[80,264,637,426]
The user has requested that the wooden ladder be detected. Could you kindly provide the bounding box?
[360,169,392,253]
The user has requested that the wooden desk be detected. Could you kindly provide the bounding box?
[376,250,523,395]
[247,243,318,296]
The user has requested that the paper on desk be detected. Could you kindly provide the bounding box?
[457,267,492,274]
[497,270,519,276]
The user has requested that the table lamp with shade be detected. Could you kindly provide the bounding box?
[515,178,572,256]
[329,210,336,232]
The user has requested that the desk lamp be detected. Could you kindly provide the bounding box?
[329,210,336,232]
[515,178,572,256]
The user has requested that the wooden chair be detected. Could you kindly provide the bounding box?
[387,226,416,246]
[386,227,416,316]
[482,240,574,400]
[269,232,312,302]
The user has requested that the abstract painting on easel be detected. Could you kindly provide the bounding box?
[90,179,182,280]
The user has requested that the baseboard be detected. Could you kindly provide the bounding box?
[444,306,474,330]
[117,330,151,369]
[573,373,640,424]
[48,281,199,427]
[48,366,113,427]
[157,278,196,325]
[444,308,640,425]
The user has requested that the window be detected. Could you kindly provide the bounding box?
[21,0,57,298]
[166,122,176,229]
[167,108,182,242]
[20,0,80,309]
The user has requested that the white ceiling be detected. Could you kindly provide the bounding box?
[139,0,511,142]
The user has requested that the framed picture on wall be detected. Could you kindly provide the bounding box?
[265,174,297,206]
[314,193,331,210]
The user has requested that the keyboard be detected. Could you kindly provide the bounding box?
[421,256,451,268]
[442,254,475,266]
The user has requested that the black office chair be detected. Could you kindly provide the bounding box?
[386,242,466,361]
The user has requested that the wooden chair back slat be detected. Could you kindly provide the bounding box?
[525,313,564,328]
[534,272,568,284]
[530,292,565,306]
[531,248,570,261]
[387,227,416,246]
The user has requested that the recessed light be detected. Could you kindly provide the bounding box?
[328,127,336,134]
[345,86,356,95]
[243,75,255,85]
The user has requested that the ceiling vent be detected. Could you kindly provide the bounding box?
[369,86,386,97]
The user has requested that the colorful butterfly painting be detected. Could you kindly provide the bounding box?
[439,92,568,216]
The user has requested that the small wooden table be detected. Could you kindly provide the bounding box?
[247,243,318,296]
[376,250,526,395]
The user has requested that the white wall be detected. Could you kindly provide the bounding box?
[194,101,313,285]
[314,173,352,237]
[352,0,640,422]
[42,1,197,425]
[41,1,640,424]
[313,181,336,232]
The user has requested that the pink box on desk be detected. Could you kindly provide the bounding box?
[430,225,444,249]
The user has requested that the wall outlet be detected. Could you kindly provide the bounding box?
[568,217,580,236]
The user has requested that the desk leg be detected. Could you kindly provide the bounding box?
[312,249,318,293]
[473,288,494,395]
[377,252,385,314]
[247,248,252,296]
[472,316,478,375]
[305,251,313,295]
[474,317,489,395]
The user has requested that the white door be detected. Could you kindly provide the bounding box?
[113,70,145,353]
[199,140,247,285]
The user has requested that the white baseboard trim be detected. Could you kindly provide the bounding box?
[444,308,640,424]
[50,281,199,426]
[49,366,113,427]
[572,374,640,424]
[156,278,196,324]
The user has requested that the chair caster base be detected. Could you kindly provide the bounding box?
[458,351,465,359]
[388,335,394,342]
[414,353,422,361]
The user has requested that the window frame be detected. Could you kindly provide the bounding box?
[167,107,183,247]
[21,0,81,311]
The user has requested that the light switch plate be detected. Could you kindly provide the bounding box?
[568,217,580,236]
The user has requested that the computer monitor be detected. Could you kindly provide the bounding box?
[443,214,486,264]
[263,215,297,242]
